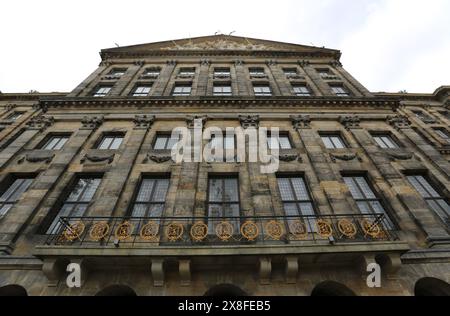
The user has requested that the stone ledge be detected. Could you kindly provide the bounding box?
[0,256,43,270]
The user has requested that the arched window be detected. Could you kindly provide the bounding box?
[0,285,28,296]
[415,278,450,296]
[95,285,137,296]
[204,284,248,297]
[311,281,356,296]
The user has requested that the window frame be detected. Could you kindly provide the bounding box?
[434,128,450,144]
[248,67,266,77]
[92,85,113,97]
[172,84,192,96]
[330,84,350,97]
[320,133,347,149]
[213,68,231,78]
[253,84,272,97]
[292,84,312,96]
[371,132,401,149]
[96,133,125,150]
[39,133,71,150]
[131,84,153,97]
[212,84,232,96]
[0,175,34,218]
[267,132,293,150]
[152,133,180,151]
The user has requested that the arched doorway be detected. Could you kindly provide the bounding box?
[95,285,137,296]
[0,285,28,296]
[311,281,356,296]
[415,278,450,296]
[204,284,248,296]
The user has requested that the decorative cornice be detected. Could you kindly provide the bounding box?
[239,115,259,129]
[291,115,311,130]
[26,115,54,131]
[81,115,104,130]
[133,115,155,129]
[339,115,361,130]
[186,115,208,129]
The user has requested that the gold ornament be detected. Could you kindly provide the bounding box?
[190,222,208,242]
[115,221,133,241]
[265,220,285,240]
[289,220,308,240]
[215,221,234,241]
[361,219,381,238]
[140,221,160,241]
[316,219,333,238]
[338,219,357,239]
[89,221,110,241]
[63,221,85,241]
[241,221,259,241]
[165,223,184,242]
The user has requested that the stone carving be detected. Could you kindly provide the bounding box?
[330,152,361,163]
[266,60,277,66]
[186,115,208,129]
[387,151,414,161]
[279,153,302,163]
[298,60,310,67]
[234,60,245,66]
[340,116,361,130]
[144,153,172,164]
[26,115,54,131]
[239,115,259,129]
[81,116,104,130]
[286,74,305,80]
[200,58,210,66]
[161,39,276,51]
[387,115,411,130]
[166,60,177,66]
[330,60,343,67]
[81,152,115,164]
[133,115,155,129]
[291,115,311,130]
[18,151,55,164]
[5,104,16,112]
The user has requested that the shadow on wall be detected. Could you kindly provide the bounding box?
[0,285,28,296]
[415,278,450,296]
[95,284,137,296]
[311,281,356,296]
[204,284,248,297]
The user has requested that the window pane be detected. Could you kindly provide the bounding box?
[331,136,345,149]
[0,204,12,217]
[278,136,292,149]
[148,204,164,218]
[299,202,315,216]
[8,179,33,201]
[136,179,155,202]
[209,179,223,202]
[80,179,101,202]
[54,137,68,150]
[407,176,430,198]
[154,136,168,150]
[322,137,335,149]
[152,179,169,202]
[0,179,24,202]
[374,137,387,149]
[278,178,295,201]
[110,137,123,150]
[356,201,372,214]
[224,179,239,202]
[291,178,309,201]
[67,179,88,202]
[344,177,364,199]
[284,203,299,216]
[44,137,60,150]
[132,204,147,218]
[355,177,376,199]
[99,137,113,149]
[416,176,440,198]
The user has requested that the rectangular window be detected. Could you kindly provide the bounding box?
[343,176,394,228]
[253,85,272,96]
[172,84,192,96]
[178,68,196,77]
[277,176,316,232]
[406,175,449,225]
[372,134,399,149]
[0,177,34,218]
[208,134,236,162]
[321,134,346,149]
[213,84,232,96]
[97,134,124,150]
[292,85,311,96]
[93,86,112,97]
[434,128,450,144]
[249,67,265,76]
[47,177,101,233]
[131,177,170,218]
[214,68,231,78]
[331,85,350,97]
[132,85,152,97]
[283,68,298,76]
[153,134,179,150]
[6,112,24,121]
[108,69,126,77]
[142,68,160,78]
[207,176,240,234]
[41,135,70,150]
[267,134,292,150]
[317,69,331,78]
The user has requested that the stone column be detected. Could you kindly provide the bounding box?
[234,60,250,96]
[266,60,290,96]
[153,60,177,96]
[196,59,210,96]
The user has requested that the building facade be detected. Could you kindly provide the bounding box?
[0,35,449,296]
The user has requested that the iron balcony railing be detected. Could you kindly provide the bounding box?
[44,213,398,247]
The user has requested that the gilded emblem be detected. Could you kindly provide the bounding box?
[140,221,160,241]
[265,220,285,240]
[338,219,357,239]
[361,219,382,238]
[89,221,110,241]
[316,219,333,238]
[289,220,308,240]
[190,222,208,242]
[241,221,259,241]
[165,223,184,242]
[63,221,85,241]
[115,221,133,241]
[215,221,234,241]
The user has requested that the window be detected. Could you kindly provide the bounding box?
[317,69,332,78]
[93,85,112,97]
[292,85,311,96]
[142,68,160,78]
[413,110,435,123]
[178,68,196,77]
[41,135,70,150]
[283,68,298,77]
[208,133,236,162]
[372,134,399,149]
[249,67,265,77]
[172,84,192,96]
[153,134,179,150]
[130,177,170,218]
[331,85,350,97]
[108,69,126,77]
[6,112,23,121]
[267,134,292,150]
[97,134,124,150]
[47,177,102,233]
[0,177,34,218]
[253,85,272,96]
[213,84,232,96]
[214,68,231,78]
[207,176,240,234]
[277,176,316,231]
[406,175,449,225]
[434,129,450,144]
[321,134,347,149]
[343,176,394,228]
[132,85,152,97]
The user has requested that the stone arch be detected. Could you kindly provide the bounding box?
[311,281,356,296]
[204,284,248,296]
[0,285,28,296]
[95,284,137,296]
[415,277,450,296]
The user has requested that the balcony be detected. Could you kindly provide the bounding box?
[44,213,398,248]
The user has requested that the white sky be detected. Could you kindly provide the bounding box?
[0,0,449,94]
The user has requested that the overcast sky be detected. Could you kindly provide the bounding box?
[0,0,449,94]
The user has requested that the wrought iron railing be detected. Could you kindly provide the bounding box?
[44,213,398,247]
